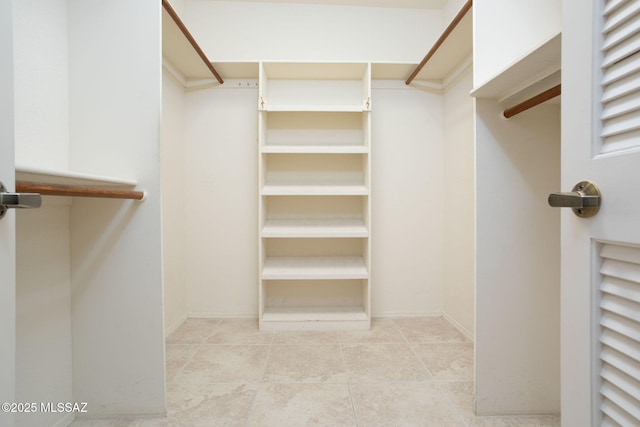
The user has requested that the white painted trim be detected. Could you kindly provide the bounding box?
[188,311,258,319]
[164,313,188,338]
[162,58,187,87]
[443,311,474,342]
[372,311,443,318]
[407,80,443,93]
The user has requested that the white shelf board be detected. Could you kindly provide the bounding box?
[260,306,370,331]
[262,257,368,280]
[15,165,137,187]
[261,145,368,154]
[262,62,369,80]
[162,8,217,81]
[262,306,369,322]
[264,104,366,112]
[411,10,473,82]
[212,62,259,79]
[262,184,368,196]
[262,218,368,238]
[371,63,418,80]
[471,33,561,99]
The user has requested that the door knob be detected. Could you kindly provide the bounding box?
[548,181,601,218]
[0,181,42,219]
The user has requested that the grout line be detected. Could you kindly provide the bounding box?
[435,381,472,427]
[338,329,360,427]
[244,329,274,427]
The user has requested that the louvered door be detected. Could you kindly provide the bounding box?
[599,244,640,425]
[562,0,640,425]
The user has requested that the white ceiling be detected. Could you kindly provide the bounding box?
[210,0,448,9]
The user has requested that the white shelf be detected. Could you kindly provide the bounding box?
[260,306,370,331]
[262,218,368,238]
[262,184,368,196]
[262,306,369,322]
[411,8,473,83]
[262,257,368,280]
[162,5,220,82]
[471,33,561,99]
[15,165,137,187]
[261,145,368,154]
[264,104,366,112]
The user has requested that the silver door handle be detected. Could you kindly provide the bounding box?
[0,181,42,219]
[548,181,600,218]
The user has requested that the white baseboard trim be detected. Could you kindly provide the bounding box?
[164,313,188,338]
[443,311,474,342]
[372,311,443,318]
[188,311,257,319]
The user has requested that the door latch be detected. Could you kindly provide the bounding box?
[0,181,42,219]
[548,181,601,218]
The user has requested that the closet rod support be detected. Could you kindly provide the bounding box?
[405,0,472,85]
[16,181,145,201]
[503,84,561,119]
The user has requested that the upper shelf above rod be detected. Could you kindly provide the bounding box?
[162,0,224,84]
[405,0,473,85]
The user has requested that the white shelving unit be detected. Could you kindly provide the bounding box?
[258,62,372,331]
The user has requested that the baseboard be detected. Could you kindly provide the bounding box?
[371,311,443,318]
[164,313,188,338]
[187,311,257,319]
[443,311,474,342]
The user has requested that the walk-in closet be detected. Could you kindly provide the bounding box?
[2,0,568,425]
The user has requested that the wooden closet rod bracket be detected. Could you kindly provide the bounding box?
[162,0,224,84]
[16,181,145,201]
[405,0,472,85]
[503,84,561,119]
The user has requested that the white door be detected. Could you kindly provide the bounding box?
[561,0,640,425]
[0,1,16,426]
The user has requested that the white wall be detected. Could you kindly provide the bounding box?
[68,0,165,417]
[473,0,561,88]
[0,1,16,425]
[475,99,560,415]
[371,83,445,316]
[16,202,74,427]
[162,71,188,334]
[185,1,442,62]
[13,0,69,170]
[184,85,259,317]
[442,68,474,337]
[442,0,467,23]
[12,2,74,425]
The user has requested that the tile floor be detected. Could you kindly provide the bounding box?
[71,317,560,427]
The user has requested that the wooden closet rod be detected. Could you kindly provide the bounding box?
[503,84,561,118]
[405,0,472,85]
[162,0,224,84]
[16,181,145,201]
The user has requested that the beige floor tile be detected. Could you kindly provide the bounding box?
[437,381,476,422]
[69,420,139,427]
[273,330,339,345]
[338,318,405,344]
[350,382,465,427]
[206,319,273,345]
[174,345,270,383]
[247,383,355,427]
[166,319,221,344]
[263,344,347,383]
[342,343,430,382]
[165,345,199,383]
[161,383,257,427]
[394,317,469,343]
[412,343,474,380]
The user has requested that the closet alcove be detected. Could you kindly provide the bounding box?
[7,0,562,424]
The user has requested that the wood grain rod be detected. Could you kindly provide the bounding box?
[502,84,561,119]
[16,181,145,201]
[162,0,224,84]
[405,0,472,85]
